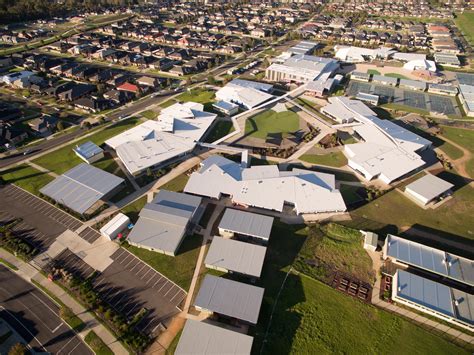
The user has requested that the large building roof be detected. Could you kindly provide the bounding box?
[219,208,273,241]
[105,102,216,175]
[395,270,473,327]
[195,275,264,324]
[205,237,267,278]
[267,54,338,82]
[216,83,273,110]
[184,156,346,214]
[127,190,202,255]
[175,320,253,355]
[334,46,396,62]
[405,174,453,202]
[386,234,474,287]
[286,40,318,56]
[40,163,123,214]
[325,97,430,183]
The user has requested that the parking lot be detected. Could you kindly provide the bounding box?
[79,227,101,244]
[0,266,92,355]
[47,248,95,280]
[92,248,187,336]
[1,185,82,232]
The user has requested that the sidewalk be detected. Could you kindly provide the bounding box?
[0,249,128,355]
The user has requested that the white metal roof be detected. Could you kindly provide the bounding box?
[184,156,346,214]
[194,275,264,324]
[405,174,454,201]
[216,85,273,110]
[100,213,130,237]
[218,208,273,240]
[105,102,217,174]
[205,237,267,278]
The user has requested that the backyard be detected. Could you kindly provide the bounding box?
[245,110,300,139]
[32,118,141,175]
[123,234,203,290]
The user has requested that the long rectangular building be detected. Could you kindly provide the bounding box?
[194,275,264,324]
[393,270,473,332]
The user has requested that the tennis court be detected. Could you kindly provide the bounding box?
[403,91,427,110]
[428,95,456,115]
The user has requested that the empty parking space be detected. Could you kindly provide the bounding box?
[91,248,186,336]
[79,227,101,244]
[46,248,95,280]
[2,185,82,231]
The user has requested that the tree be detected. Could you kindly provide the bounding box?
[8,343,26,355]
[57,121,65,131]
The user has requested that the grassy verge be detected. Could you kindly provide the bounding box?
[84,331,114,355]
[166,330,182,355]
[204,120,235,143]
[299,150,348,167]
[123,234,203,290]
[32,118,141,175]
[455,11,474,46]
[0,164,54,195]
[0,257,18,270]
[141,110,158,120]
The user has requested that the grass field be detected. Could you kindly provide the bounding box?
[120,196,147,223]
[438,140,464,160]
[124,234,202,290]
[203,120,235,143]
[348,172,474,242]
[440,125,474,177]
[1,164,54,195]
[340,184,365,205]
[245,110,300,139]
[455,11,474,46]
[262,274,468,354]
[367,69,381,75]
[294,223,375,284]
[84,331,113,355]
[32,118,141,175]
[159,173,189,192]
[299,150,348,167]
[160,89,216,109]
[141,110,158,120]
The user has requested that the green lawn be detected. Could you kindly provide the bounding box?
[84,331,114,355]
[440,125,474,177]
[455,11,474,46]
[299,150,348,167]
[348,173,474,242]
[159,173,189,192]
[367,69,381,75]
[124,234,203,290]
[438,140,464,160]
[340,184,365,205]
[384,72,410,80]
[177,89,215,105]
[262,274,469,354]
[121,196,147,223]
[1,164,54,195]
[141,110,158,120]
[32,118,141,175]
[203,120,235,143]
[294,223,375,284]
[245,110,300,139]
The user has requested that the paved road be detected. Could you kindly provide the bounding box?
[0,266,93,354]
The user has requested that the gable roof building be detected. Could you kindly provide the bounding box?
[105,102,217,175]
[218,208,273,243]
[194,275,264,324]
[127,190,202,256]
[215,79,274,110]
[73,141,104,164]
[175,320,253,355]
[184,156,346,215]
[40,163,124,215]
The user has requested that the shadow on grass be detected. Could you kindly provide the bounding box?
[287,162,360,182]
[176,234,202,256]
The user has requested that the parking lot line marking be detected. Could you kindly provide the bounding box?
[163,285,175,297]
[140,268,152,280]
[119,253,132,264]
[169,289,183,302]
[135,264,146,275]
[52,323,63,333]
[0,306,48,353]
[126,303,140,317]
[111,292,127,306]
[67,340,82,355]
[158,280,169,292]
[129,260,142,272]
[145,274,157,285]
[114,248,126,259]
[123,258,136,269]
[152,277,163,288]
[56,334,77,354]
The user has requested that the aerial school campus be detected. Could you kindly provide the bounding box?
[0,1,473,354]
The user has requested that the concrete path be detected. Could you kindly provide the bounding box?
[26,161,59,178]
[367,251,474,345]
[0,249,128,355]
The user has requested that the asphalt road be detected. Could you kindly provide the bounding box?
[0,266,93,354]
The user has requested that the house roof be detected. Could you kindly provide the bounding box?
[127,190,202,255]
[117,82,139,92]
[218,208,273,240]
[205,236,266,278]
[40,163,124,214]
[405,174,453,201]
[175,320,253,355]
[195,275,264,324]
